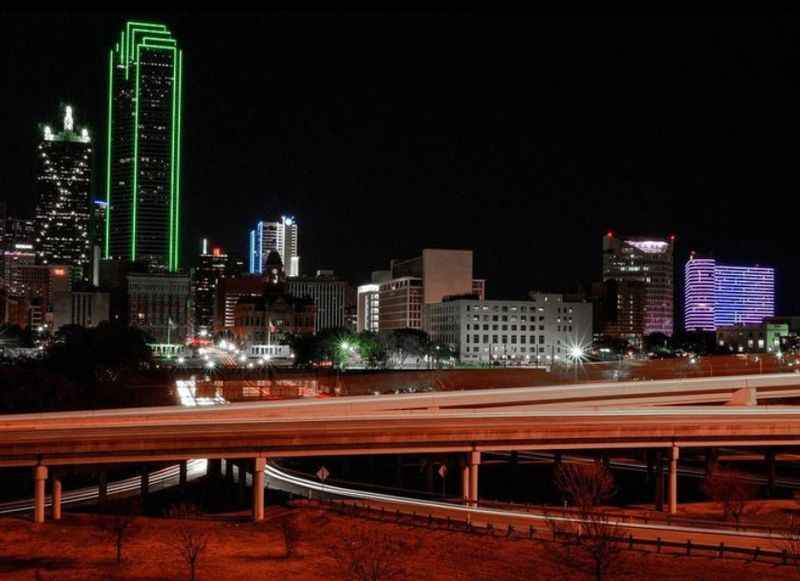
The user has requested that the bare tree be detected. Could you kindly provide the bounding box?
[176,526,209,581]
[171,501,209,581]
[545,512,624,581]
[554,462,616,513]
[99,503,139,564]
[703,467,756,525]
[329,526,416,581]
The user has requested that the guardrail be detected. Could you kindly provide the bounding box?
[476,498,793,537]
[311,497,800,568]
[272,462,794,538]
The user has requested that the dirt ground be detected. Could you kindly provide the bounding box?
[0,502,797,580]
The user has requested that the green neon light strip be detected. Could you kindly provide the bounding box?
[143,38,176,47]
[135,40,181,270]
[127,23,168,65]
[131,43,142,260]
[104,50,114,258]
[173,49,183,270]
[168,46,177,270]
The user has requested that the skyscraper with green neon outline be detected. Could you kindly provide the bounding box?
[105,21,183,271]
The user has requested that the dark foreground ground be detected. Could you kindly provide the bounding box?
[1,501,797,580]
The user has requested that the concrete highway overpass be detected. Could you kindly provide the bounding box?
[5,372,800,523]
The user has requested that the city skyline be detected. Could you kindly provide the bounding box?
[2,12,799,316]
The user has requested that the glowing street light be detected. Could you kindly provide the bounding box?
[569,345,585,361]
[205,360,216,369]
[567,343,587,383]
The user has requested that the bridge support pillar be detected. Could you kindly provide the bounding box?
[34,465,48,524]
[468,451,480,506]
[460,457,469,503]
[52,476,62,521]
[766,449,776,497]
[655,450,664,511]
[253,457,266,522]
[669,446,679,515]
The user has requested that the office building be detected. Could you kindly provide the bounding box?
[287,270,350,332]
[249,216,300,277]
[379,249,483,331]
[356,283,379,332]
[356,270,391,333]
[52,286,111,330]
[602,233,674,340]
[2,245,36,296]
[233,294,315,345]
[378,277,423,331]
[592,279,646,344]
[192,239,236,337]
[390,249,475,304]
[425,292,592,364]
[35,105,92,278]
[215,275,266,333]
[127,272,191,343]
[1,217,36,252]
[105,22,183,271]
[684,254,775,332]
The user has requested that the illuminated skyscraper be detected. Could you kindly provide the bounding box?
[35,105,92,276]
[105,22,183,271]
[602,233,674,340]
[249,216,300,277]
[192,239,235,337]
[684,254,774,331]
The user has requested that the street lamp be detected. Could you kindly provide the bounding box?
[568,345,586,383]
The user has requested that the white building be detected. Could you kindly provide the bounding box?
[357,284,380,332]
[356,270,391,333]
[424,293,592,365]
[250,216,300,277]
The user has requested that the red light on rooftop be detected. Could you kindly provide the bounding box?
[606,230,614,238]
[669,234,676,241]
[212,247,222,257]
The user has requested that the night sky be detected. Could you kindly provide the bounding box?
[3,12,799,322]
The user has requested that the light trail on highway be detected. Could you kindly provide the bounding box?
[264,462,796,548]
[0,460,207,515]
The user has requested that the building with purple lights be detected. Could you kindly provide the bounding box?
[602,233,674,342]
[684,254,774,332]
